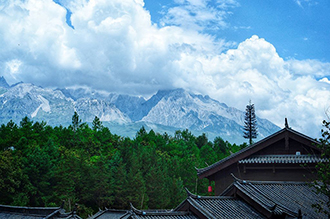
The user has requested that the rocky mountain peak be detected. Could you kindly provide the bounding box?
[0,76,9,88]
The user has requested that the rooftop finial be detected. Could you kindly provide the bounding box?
[60,200,65,209]
[285,118,289,128]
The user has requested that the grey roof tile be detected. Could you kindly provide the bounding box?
[130,209,197,219]
[238,155,328,164]
[229,179,329,218]
[175,189,266,219]
[87,209,129,219]
[0,204,81,219]
[188,196,266,219]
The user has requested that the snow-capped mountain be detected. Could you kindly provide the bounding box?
[0,81,129,127]
[0,77,280,143]
[139,89,279,141]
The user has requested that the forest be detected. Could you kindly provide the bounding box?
[0,113,247,218]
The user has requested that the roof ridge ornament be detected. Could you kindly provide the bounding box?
[184,187,193,197]
[184,188,202,199]
[231,173,244,183]
[285,118,289,129]
[130,203,145,215]
[60,200,65,209]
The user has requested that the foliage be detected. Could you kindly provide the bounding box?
[243,101,258,145]
[312,120,330,216]
[0,113,245,218]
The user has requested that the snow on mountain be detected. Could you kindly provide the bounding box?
[0,82,128,126]
[141,89,279,142]
[58,87,109,101]
[0,78,280,143]
[74,98,131,124]
[31,95,51,118]
[142,88,241,128]
[0,82,74,125]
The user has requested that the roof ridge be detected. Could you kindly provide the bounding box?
[243,183,300,217]
[187,197,216,219]
[230,174,310,185]
[249,154,321,157]
[234,182,275,211]
[130,203,190,216]
[0,204,60,210]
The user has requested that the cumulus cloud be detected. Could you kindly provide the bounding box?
[0,0,329,138]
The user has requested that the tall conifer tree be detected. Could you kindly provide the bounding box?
[243,101,258,145]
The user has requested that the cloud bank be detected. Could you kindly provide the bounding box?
[0,0,329,138]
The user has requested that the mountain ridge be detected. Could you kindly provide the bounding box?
[0,77,280,143]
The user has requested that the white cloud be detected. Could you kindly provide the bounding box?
[294,0,318,8]
[160,0,239,31]
[0,0,329,138]
[320,77,330,84]
[287,59,330,78]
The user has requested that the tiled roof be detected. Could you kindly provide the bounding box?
[222,177,329,218]
[188,196,266,219]
[129,205,198,219]
[196,127,320,178]
[0,204,81,219]
[130,212,198,219]
[87,209,129,219]
[238,154,328,164]
[175,189,266,219]
[0,205,59,219]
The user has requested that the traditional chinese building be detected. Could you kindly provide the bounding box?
[196,119,325,195]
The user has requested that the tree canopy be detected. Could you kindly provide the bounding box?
[0,114,243,218]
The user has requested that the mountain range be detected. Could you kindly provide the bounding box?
[0,76,280,143]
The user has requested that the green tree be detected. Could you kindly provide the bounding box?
[243,101,258,145]
[312,120,330,216]
[0,150,24,204]
[195,133,208,149]
[71,111,81,133]
[92,116,103,132]
[213,137,229,159]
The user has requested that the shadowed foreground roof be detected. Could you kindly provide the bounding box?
[129,204,198,219]
[0,204,81,219]
[87,209,130,219]
[221,176,328,218]
[175,189,266,219]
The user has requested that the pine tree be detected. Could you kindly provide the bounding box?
[243,101,258,145]
[71,111,81,133]
[92,116,103,132]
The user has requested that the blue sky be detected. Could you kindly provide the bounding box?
[0,0,330,137]
[145,0,330,62]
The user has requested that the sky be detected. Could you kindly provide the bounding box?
[0,0,330,138]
